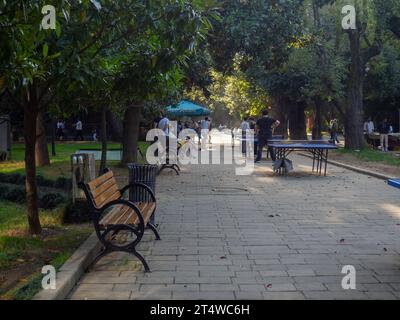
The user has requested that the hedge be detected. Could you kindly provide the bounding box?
[0,183,67,210]
[0,173,72,191]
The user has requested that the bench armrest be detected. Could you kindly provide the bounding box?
[119,183,156,203]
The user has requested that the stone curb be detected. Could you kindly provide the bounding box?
[33,232,101,300]
[298,153,394,181]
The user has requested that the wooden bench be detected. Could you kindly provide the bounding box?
[79,168,160,272]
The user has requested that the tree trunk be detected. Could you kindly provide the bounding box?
[99,105,108,175]
[107,110,123,141]
[35,110,50,166]
[288,102,307,140]
[272,96,289,138]
[345,30,365,150]
[51,117,56,156]
[121,105,142,165]
[24,89,42,235]
[312,98,323,140]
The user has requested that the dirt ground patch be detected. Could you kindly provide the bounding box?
[0,225,91,300]
[329,151,400,177]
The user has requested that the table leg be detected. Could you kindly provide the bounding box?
[312,149,316,172]
[324,149,328,176]
[318,149,323,175]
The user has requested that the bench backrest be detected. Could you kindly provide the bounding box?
[82,170,121,210]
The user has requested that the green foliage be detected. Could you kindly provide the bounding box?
[0,199,92,298]
[38,193,66,210]
[63,200,91,224]
[0,172,72,191]
[338,148,400,166]
[0,183,66,209]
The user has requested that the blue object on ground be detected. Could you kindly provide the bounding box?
[388,179,400,189]
[166,100,211,117]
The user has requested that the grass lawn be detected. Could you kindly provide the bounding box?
[0,141,149,299]
[3,141,149,179]
[337,148,400,167]
[0,201,92,299]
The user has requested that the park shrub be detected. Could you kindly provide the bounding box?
[5,186,26,204]
[63,200,91,223]
[0,184,9,197]
[36,175,56,188]
[0,173,25,185]
[0,173,72,191]
[0,183,66,209]
[38,193,66,210]
[53,177,72,190]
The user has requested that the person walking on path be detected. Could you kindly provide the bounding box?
[193,121,201,144]
[153,113,162,129]
[255,110,280,163]
[240,117,250,155]
[200,117,211,146]
[249,118,258,156]
[73,119,84,141]
[56,119,65,141]
[158,112,170,135]
[92,128,98,142]
[329,119,340,145]
[157,112,171,160]
[378,118,390,152]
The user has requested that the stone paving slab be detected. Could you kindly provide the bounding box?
[68,140,400,300]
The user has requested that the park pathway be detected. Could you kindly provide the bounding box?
[68,135,400,300]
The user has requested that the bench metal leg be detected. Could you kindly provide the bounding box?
[88,247,112,270]
[147,222,161,240]
[131,249,150,272]
[158,164,180,175]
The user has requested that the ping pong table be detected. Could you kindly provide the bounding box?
[267,140,338,176]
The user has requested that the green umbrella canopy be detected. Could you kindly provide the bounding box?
[166,100,211,117]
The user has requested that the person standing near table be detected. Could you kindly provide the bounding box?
[73,119,84,141]
[255,110,280,163]
[240,117,250,155]
[329,119,339,145]
[378,118,390,152]
[364,117,375,134]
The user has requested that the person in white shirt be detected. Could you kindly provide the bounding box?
[92,129,97,142]
[240,117,250,155]
[200,117,212,145]
[158,113,170,135]
[364,118,374,134]
[73,119,84,141]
